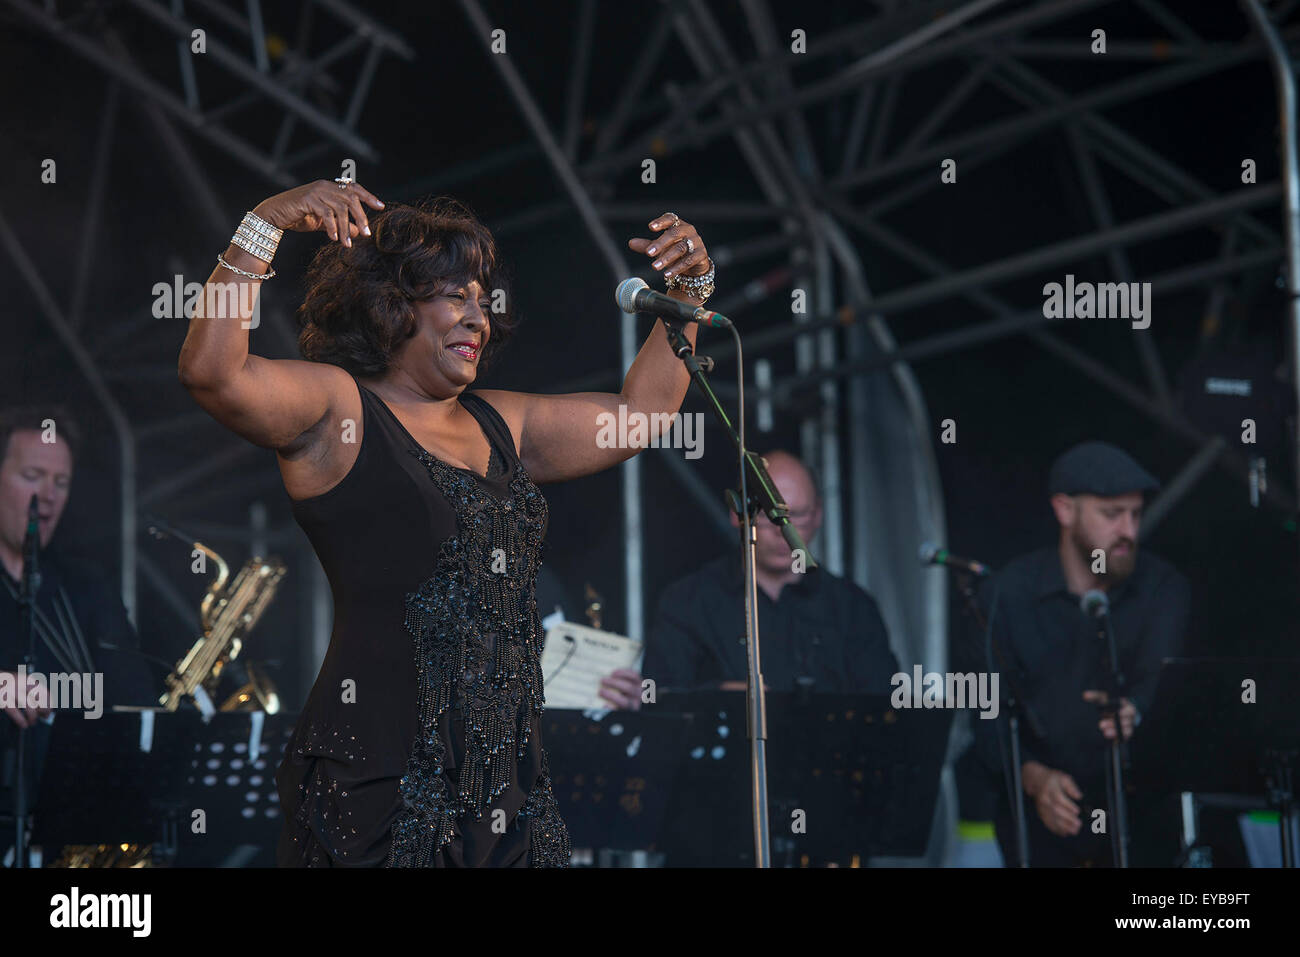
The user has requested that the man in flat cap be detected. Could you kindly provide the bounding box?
[968,440,1189,867]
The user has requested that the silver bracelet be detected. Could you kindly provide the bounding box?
[216,253,275,280]
[229,211,283,264]
[231,235,275,263]
[234,223,276,259]
[666,256,715,304]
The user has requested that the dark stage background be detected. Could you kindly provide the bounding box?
[1,0,1296,745]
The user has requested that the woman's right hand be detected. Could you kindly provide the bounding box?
[252,180,385,248]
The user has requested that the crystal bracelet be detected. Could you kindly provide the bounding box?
[229,210,283,264]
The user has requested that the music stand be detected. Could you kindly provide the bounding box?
[152,710,296,867]
[541,708,689,862]
[1132,657,1300,866]
[31,712,170,851]
[31,709,296,866]
[655,691,952,866]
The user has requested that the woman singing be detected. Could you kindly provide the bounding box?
[177,178,714,867]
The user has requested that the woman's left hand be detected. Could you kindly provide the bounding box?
[627,212,710,282]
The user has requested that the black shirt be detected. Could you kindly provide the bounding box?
[967,545,1189,797]
[1,552,156,819]
[643,554,900,695]
[0,553,153,704]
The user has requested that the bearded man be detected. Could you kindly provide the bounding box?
[969,441,1189,867]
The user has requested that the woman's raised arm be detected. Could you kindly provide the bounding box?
[177,180,384,451]
[477,213,712,483]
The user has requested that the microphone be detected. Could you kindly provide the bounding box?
[918,542,991,578]
[616,277,732,328]
[1080,589,1110,619]
[22,493,41,596]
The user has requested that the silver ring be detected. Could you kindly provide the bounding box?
[664,211,679,228]
[684,237,695,254]
[334,176,353,189]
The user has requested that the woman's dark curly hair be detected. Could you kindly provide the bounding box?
[296,196,516,376]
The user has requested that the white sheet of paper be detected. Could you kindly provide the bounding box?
[541,620,643,710]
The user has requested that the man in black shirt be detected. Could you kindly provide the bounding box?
[638,450,899,698]
[0,406,155,849]
[969,441,1189,867]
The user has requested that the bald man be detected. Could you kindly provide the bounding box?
[636,450,899,698]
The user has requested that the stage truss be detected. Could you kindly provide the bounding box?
[5,0,1300,863]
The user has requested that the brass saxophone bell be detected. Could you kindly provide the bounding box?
[220,660,281,714]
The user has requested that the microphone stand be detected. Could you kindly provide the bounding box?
[660,317,815,869]
[13,495,40,869]
[953,569,1039,868]
[1092,606,1130,868]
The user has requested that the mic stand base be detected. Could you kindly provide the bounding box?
[954,570,1032,868]
[1097,612,1130,868]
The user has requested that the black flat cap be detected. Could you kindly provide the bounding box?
[1048,441,1160,497]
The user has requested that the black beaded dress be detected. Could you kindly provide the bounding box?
[275,377,571,867]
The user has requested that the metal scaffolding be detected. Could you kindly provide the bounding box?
[443,0,1300,865]
[3,0,412,629]
[7,0,1299,865]
[4,0,412,186]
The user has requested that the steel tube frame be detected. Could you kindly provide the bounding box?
[798,194,1296,517]
[581,0,1109,177]
[755,249,1281,400]
[1243,0,1300,552]
[674,0,836,587]
[13,1,1298,849]
[122,0,382,158]
[830,43,1273,196]
[0,208,139,624]
[456,0,646,643]
[5,0,409,187]
[69,81,119,332]
[845,186,1280,318]
[1140,438,1231,539]
[987,56,1281,248]
[1065,123,1173,407]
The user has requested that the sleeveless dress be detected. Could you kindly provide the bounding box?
[275,378,571,867]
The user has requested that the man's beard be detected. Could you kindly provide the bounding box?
[1072,526,1138,581]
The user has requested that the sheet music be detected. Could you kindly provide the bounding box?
[541,620,643,710]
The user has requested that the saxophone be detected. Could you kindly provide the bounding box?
[158,537,286,714]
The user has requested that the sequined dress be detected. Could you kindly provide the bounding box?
[275,378,571,867]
